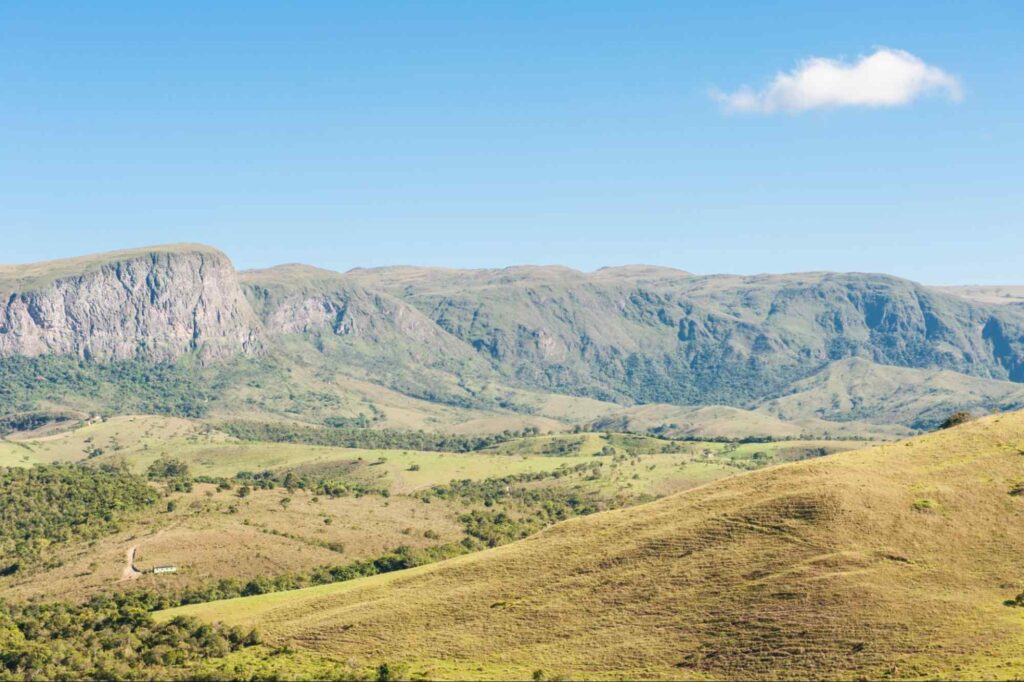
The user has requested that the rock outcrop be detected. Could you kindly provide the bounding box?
[4,244,1024,430]
[0,245,261,363]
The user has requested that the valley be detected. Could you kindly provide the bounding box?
[3,3,1016,678]
[2,245,1024,680]
[1,414,855,605]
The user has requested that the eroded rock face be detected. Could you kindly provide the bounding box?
[241,271,486,369]
[261,287,441,343]
[0,249,261,363]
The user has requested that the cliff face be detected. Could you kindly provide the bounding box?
[239,265,495,401]
[4,244,1024,430]
[348,267,1024,405]
[0,247,261,363]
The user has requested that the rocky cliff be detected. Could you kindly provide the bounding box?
[349,267,1024,405]
[4,244,1024,430]
[0,245,261,363]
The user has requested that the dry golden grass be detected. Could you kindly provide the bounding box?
[166,411,1024,680]
[2,417,767,603]
[2,483,465,601]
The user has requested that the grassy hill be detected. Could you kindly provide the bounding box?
[165,411,1024,680]
[589,401,914,440]
[756,357,1024,429]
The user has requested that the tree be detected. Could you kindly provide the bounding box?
[147,457,190,481]
[939,411,976,430]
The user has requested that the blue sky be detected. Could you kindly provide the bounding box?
[1,1,1020,283]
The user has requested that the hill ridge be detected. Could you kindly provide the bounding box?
[164,411,1024,680]
[4,242,1024,433]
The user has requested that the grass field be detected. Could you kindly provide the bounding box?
[0,415,870,605]
[164,411,1024,680]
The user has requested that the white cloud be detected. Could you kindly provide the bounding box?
[712,48,962,114]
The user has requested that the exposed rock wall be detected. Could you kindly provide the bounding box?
[0,248,261,363]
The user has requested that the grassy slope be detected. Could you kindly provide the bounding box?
[937,285,1024,306]
[590,402,913,440]
[0,415,866,484]
[0,482,467,602]
[0,243,221,295]
[0,415,600,482]
[166,412,1024,680]
[7,416,797,602]
[758,357,1024,429]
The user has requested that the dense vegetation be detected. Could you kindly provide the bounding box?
[416,463,629,547]
[194,465,391,499]
[0,464,158,569]
[170,543,468,607]
[220,420,538,453]
[0,356,214,418]
[940,410,977,429]
[147,456,194,492]
[0,591,259,680]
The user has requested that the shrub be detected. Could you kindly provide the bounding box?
[911,498,939,512]
[939,411,976,430]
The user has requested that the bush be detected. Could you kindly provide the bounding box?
[911,498,939,512]
[939,411,976,430]
[0,592,258,679]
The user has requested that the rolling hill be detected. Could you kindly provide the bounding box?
[756,357,1024,429]
[165,411,1024,680]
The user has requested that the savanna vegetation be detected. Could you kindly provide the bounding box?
[166,411,1024,681]
[0,356,213,418]
[0,591,260,680]
[219,420,540,453]
[0,410,885,680]
[0,464,157,570]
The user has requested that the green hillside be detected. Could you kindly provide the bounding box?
[756,357,1024,429]
[165,411,1024,680]
[4,245,1024,435]
[349,266,1024,403]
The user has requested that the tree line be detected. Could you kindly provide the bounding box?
[219,420,539,453]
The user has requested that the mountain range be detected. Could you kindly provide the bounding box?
[2,243,1024,437]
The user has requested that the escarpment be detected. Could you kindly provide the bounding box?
[0,246,262,363]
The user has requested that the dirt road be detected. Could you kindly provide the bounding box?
[120,545,142,581]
